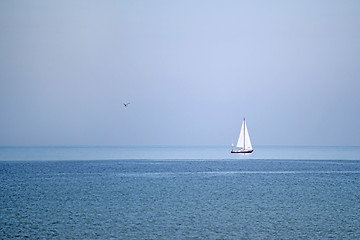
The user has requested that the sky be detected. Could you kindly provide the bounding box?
[0,0,360,146]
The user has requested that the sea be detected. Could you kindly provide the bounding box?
[1,145,360,239]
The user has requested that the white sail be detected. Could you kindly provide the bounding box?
[244,121,252,150]
[236,119,252,150]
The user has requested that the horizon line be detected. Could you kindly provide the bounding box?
[0,144,359,148]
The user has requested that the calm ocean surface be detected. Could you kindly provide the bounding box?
[1,146,360,239]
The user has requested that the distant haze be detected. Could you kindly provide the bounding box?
[1,0,360,146]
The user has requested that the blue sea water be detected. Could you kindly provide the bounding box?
[1,146,360,239]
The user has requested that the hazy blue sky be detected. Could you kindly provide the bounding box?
[1,0,359,146]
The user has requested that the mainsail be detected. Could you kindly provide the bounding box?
[236,118,252,150]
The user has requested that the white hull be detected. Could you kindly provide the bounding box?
[231,149,253,153]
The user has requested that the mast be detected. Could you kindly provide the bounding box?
[243,118,246,149]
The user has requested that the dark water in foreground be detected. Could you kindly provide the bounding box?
[1,146,360,239]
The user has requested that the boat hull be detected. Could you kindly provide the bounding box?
[231,149,253,153]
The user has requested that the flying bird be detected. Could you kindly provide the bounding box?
[124,103,130,107]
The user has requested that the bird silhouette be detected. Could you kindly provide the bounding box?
[124,103,130,107]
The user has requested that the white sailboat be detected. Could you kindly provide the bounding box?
[231,118,253,153]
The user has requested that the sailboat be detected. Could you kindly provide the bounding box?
[231,118,253,153]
